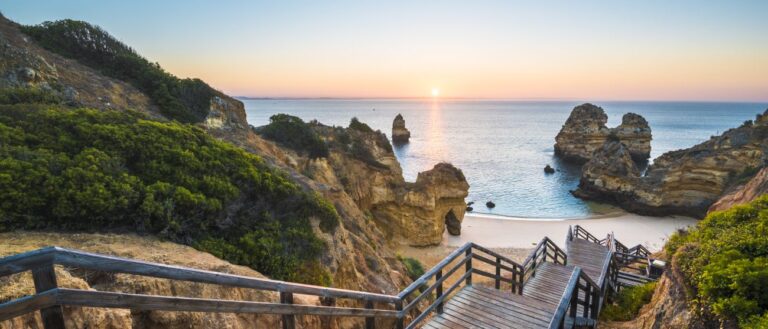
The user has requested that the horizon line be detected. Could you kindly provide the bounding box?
[234,96,768,104]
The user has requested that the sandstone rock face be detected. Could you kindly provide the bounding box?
[574,110,768,218]
[301,123,469,246]
[372,163,469,245]
[392,113,411,144]
[203,94,248,131]
[554,103,651,163]
[709,167,768,213]
[600,261,704,329]
[614,113,652,161]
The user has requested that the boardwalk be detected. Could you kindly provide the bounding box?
[423,226,637,329]
[0,225,661,329]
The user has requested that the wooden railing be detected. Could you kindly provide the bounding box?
[521,237,568,284]
[401,242,525,329]
[572,225,604,245]
[549,268,601,329]
[0,243,530,329]
[0,247,401,329]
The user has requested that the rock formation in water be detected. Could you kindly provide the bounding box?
[573,110,768,217]
[391,113,411,144]
[554,103,651,163]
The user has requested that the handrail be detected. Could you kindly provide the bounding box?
[401,242,526,329]
[0,242,530,329]
[549,267,602,329]
[521,236,567,285]
[0,227,665,329]
[0,246,401,329]
[572,225,602,244]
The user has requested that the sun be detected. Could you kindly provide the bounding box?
[431,88,440,97]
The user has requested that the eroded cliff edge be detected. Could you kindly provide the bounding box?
[573,109,768,218]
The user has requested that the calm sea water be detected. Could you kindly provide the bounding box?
[242,99,766,218]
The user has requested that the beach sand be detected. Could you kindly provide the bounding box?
[397,211,697,273]
[449,212,697,251]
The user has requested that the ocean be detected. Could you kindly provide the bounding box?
[242,99,766,219]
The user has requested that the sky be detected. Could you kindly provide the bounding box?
[3,1,768,101]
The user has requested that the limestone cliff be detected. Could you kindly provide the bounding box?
[708,167,768,213]
[391,113,411,144]
[574,110,768,217]
[253,121,470,247]
[554,103,651,163]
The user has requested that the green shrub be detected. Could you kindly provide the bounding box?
[0,104,340,285]
[257,114,329,158]
[21,20,215,122]
[0,87,62,105]
[398,256,426,281]
[349,117,374,133]
[665,195,768,325]
[600,282,657,321]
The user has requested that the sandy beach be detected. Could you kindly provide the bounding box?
[448,212,697,251]
[398,211,698,271]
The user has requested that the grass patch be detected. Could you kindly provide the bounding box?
[600,282,657,321]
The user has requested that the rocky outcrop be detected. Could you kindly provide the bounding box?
[614,113,652,161]
[300,123,469,246]
[709,167,768,213]
[0,233,324,329]
[391,113,411,144]
[0,15,156,116]
[574,110,768,218]
[601,260,704,329]
[554,103,651,163]
[371,163,469,245]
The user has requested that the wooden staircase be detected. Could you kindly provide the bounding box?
[0,225,663,329]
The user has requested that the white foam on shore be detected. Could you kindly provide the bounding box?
[446,212,698,251]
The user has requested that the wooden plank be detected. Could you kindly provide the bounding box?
[0,289,57,322]
[451,291,550,328]
[53,289,399,318]
[0,247,56,277]
[52,248,399,303]
[548,268,581,329]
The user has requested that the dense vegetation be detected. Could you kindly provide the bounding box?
[0,103,339,285]
[21,19,216,123]
[257,114,329,158]
[666,195,768,328]
[600,282,657,321]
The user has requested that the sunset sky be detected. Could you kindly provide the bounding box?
[4,1,767,101]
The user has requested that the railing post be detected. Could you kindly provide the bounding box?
[583,281,592,318]
[365,300,375,329]
[592,288,601,319]
[465,248,472,286]
[518,267,524,294]
[32,265,65,329]
[280,291,295,329]
[436,269,444,314]
[495,257,501,289]
[395,299,404,329]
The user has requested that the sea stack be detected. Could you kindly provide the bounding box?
[392,113,411,144]
[554,103,651,163]
[573,109,768,217]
